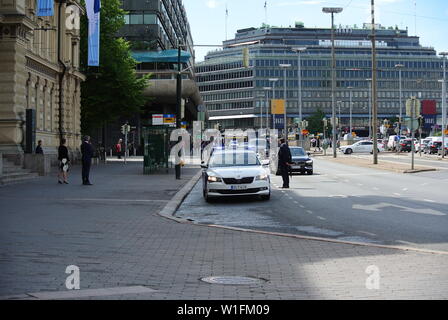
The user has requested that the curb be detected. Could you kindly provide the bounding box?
[157,174,448,256]
[403,168,438,174]
[158,171,202,223]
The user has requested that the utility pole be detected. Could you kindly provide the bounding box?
[440,52,448,159]
[371,0,378,164]
[292,47,306,147]
[323,7,343,158]
[280,64,291,139]
[175,40,182,179]
[348,86,353,137]
[395,64,404,140]
[269,78,278,131]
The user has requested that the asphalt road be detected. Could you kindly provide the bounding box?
[176,158,448,252]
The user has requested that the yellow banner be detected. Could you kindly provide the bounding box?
[271,99,285,114]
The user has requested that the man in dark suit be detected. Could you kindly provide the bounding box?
[81,136,94,185]
[278,138,292,188]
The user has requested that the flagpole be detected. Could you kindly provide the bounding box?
[225,5,228,41]
[265,1,268,26]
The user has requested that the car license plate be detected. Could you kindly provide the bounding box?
[230,185,247,190]
[292,165,302,169]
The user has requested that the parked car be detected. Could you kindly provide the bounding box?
[387,135,402,151]
[437,141,448,156]
[424,141,442,154]
[398,138,416,152]
[340,140,384,154]
[201,149,271,202]
[288,146,313,175]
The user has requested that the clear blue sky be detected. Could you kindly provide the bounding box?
[183,0,448,62]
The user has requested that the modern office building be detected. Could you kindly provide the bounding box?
[196,22,445,136]
[118,0,202,128]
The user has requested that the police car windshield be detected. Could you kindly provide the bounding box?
[209,151,260,167]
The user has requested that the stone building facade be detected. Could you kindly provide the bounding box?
[0,0,85,165]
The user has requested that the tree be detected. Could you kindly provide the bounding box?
[79,0,149,135]
[306,109,332,136]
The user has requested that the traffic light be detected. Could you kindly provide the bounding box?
[121,124,130,135]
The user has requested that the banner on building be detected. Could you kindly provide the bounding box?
[85,0,101,66]
[37,0,54,16]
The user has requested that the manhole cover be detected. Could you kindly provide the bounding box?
[200,276,265,285]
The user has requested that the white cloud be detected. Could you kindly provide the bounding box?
[206,0,221,9]
[277,0,325,6]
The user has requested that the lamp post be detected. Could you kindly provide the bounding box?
[280,64,291,139]
[269,78,279,130]
[323,7,343,158]
[366,78,372,139]
[395,64,404,139]
[440,52,448,159]
[292,47,306,146]
[263,87,272,131]
[347,86,354,136]
[337,100,342,144]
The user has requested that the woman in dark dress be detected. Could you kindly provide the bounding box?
[58,138,70,184]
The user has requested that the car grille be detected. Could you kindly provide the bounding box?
[223,177,254,184]
[293,161,306,165]
[210,187,266,194]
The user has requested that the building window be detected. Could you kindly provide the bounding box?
[130,13,144,25]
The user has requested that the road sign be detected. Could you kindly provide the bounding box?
[152,114,164,125]
[406,98,421,117]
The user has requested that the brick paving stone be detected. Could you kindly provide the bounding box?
[0,162,447,299]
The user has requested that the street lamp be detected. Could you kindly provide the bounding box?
[440,52,448,158]
[347,86,354,137]
[366,78,372,139]
[280,64,291,139]
[337,100,342,143]
[269,78,279,130]
[323,7,343,158]
[263,87,272,131]
[292,47,306,146]
[395,64,404,138]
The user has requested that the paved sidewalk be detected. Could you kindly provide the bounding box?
[0,162,447,299]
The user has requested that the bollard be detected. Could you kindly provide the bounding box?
[0,153,3,177]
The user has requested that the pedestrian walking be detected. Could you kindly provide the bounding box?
[278,138,292,189]
[316,137,321,151]
[35,140,43,154]
[116,139,123,159]
[57,138,70,184]
[81,136,94,185]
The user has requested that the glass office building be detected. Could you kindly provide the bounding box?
[196,23,445,134]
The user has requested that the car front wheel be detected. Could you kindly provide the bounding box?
[346,148,353,154]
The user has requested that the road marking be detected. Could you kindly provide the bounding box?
[24,286,157,300]
[299,205,305,208]
[306,210,313,214]
[328,195,348,198]
[423,199,436,203]
[393,193,401,196]
[293,201,299,204]
[317,216,326,220]
[373,187,379,191]
[402,188,408,191]
[63,198,169,203]
[352,202,446,216]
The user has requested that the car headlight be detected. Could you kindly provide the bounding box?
[256,173,269,181]
[207,175,222,182]
[306,160,313,164]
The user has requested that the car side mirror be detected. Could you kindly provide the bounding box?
[200,161,208,169]
[307,152,311,156]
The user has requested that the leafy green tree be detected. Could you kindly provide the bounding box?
[79,0,149,135]
[306,109,332,136]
